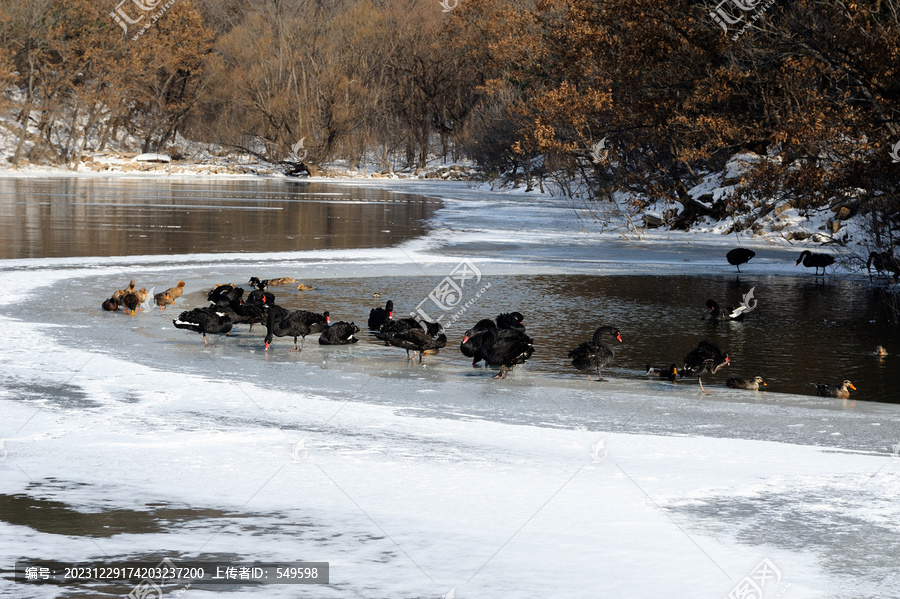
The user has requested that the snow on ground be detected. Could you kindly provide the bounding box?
[1,179,899,598]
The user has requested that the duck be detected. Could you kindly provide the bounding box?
[726,376,767,390]
[154,291,174,310]
[173,307,233,346]
[376,320,447,361]
[121,293,140,316]
[163,281,186,304]
[249,276,298,287]
[466,320,534,379]
[814,380,856,399]
[726,248,755,272]
[296,283,315,291]
[568,326,622,382]
[682,340,730,392]
[111,279,136,303]
[264,304,330,351]
[796,250,835,275]
[101,297,120,312]
[647,363,678,381]
[133,287,150,308]
[318,322,361,345]
[874,346,888,357]
[368,300,394,330]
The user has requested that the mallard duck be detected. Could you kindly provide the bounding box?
[249,276,297,287]
[122,293,140,316]
[647,364,678,381]
[296,283,315,291]
[726,376,767,390]
[101,297,121,312]
[814,380,856,399]
[154,291,174,310]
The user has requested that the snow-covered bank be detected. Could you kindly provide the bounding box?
[2,179,899,598]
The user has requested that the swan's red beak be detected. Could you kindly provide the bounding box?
[326,316,331,323]
[263,296,267,303]
[725,355,730,364]
[616,333,623,342]
[265,341,270,350]
[462,335,469,343]
[388,311,393,319]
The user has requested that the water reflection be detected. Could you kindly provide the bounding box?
[306,273,899,403]
[0,178,437,258]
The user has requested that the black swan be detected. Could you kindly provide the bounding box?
[496,312,525,331]
[682,340,730,392]
[208,284,243,304]
[813,380,856,398]
[795,250,835,276]
[726,248,755,272]
[460,319,497,366]
[264,305,330,351]
[173,307,233,346]
[319,322,361,345]
[376,320,447,361]
[247,280,275,305]
[705,299,746,322]
[473,322,534,379]
[568,326,622,382]
[866,251,900,281]
[368,300,394,330]
[726,376,766,390]
[647,364,678,381]
[210,297,266,332]
[377,316,422,335]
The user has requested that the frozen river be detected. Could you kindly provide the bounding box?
[1,177,899,598]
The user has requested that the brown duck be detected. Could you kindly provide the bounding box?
[726,376,767,390]
[814,380,856,399]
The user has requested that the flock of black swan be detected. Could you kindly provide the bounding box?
[97,246,880,395]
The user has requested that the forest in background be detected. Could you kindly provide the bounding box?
[0,0,898,241]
